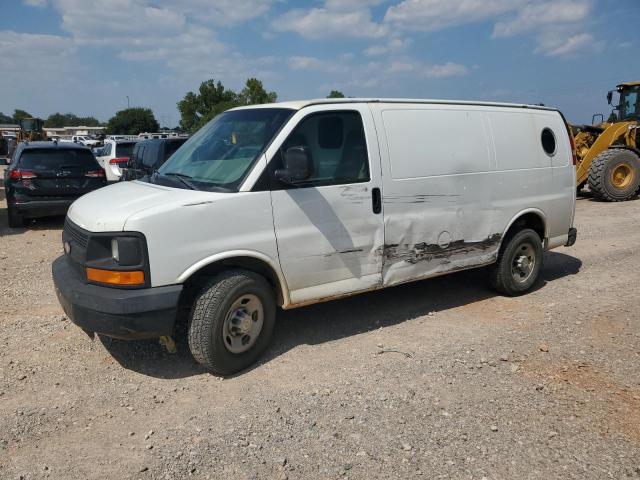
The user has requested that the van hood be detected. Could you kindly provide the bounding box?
[67,181,221,232]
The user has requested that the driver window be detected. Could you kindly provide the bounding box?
[276,111,370,187]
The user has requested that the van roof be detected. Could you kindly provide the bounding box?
[230,98,558,112]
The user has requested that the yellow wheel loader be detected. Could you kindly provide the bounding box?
[16,117,47,143]
[574,82,640,201]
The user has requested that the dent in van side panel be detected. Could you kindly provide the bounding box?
[372,104,498,286]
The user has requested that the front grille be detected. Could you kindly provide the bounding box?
[64,218,88,249]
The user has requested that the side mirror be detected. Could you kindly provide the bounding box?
[275,146,313,184]
[607,91,613,105]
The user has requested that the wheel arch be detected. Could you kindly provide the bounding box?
[177,250,290,308]
[500,209,547,249]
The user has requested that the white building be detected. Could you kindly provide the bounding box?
[44,126,105,138]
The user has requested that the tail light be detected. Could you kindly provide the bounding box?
[563,120,578,166]
[109,157,129,165]
[85,168,106,178]
[9,170,37,180]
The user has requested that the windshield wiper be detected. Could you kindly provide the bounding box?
[162,171,198,190]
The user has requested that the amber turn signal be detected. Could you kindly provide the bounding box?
[86,267,145,286]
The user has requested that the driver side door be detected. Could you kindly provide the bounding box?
[269,105,384,306]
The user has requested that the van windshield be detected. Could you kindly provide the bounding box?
[154,108,293,192]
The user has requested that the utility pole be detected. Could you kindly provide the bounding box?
[126,96,130,109]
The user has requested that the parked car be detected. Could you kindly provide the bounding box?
[95,139,137,182]
[120,137,188,180]
[5,141,106,227]
[71,135,100,147]
[52,98,577,375]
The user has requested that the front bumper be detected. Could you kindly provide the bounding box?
[52,255,183,340]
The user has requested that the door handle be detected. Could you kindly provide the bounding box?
[372,187,381,214]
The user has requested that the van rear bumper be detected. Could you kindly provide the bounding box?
[52,255,182,340]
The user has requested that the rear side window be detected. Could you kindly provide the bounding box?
[163,139,186,162]
[131,145,144,164]
[541,128,556,156]
[142,142,159,168]
[19,149,98,169]
[102,143,112,156]
[115,142,136,158]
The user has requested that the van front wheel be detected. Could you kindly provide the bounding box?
[188,269,276,375]
[490,229,543,296]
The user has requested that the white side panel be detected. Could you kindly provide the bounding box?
[383,109,491,178]
[533,113,575,241]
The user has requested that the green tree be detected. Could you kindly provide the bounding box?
[607,111,618,123]
[106,108,159,135]
[177,77,278,133]
[44,112,100,128]
[239,78,277,106]
[327,90,345,98]
[0,112,14,124]
[13,109,33,121]
[178,79,238,132]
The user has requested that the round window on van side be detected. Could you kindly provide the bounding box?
[541,128,556,156]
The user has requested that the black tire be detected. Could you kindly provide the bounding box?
[489,228,543,296]
[588,149,640,202]
[187,269,276,375]
[7,205,25,228]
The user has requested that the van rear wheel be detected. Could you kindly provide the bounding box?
[490,228,543,296]
[187,269,276,375]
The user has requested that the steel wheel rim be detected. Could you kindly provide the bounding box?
[223,294,264,354]
[611,163,633,189]
[511,242,536,284]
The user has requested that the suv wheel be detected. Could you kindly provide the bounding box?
[188,269,276,375]
[7,205,25,228]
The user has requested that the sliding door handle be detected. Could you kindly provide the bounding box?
[372,187,381,214]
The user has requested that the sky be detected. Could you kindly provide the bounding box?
[0,0,638,127]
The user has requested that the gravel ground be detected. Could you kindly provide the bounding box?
[1,170,639,480]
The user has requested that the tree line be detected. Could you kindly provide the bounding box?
[1,80,345,135]
[177,78,345,132]
[0,109,101,127]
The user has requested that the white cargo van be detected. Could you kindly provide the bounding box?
[53,98,577,374]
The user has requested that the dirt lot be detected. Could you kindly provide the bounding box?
[1,170,639,480]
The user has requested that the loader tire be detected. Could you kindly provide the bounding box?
[588,149,640,202]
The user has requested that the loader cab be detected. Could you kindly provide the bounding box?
[18,118,44,132]
[609,83,640,121]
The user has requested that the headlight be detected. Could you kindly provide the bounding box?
[84,234,148,288]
